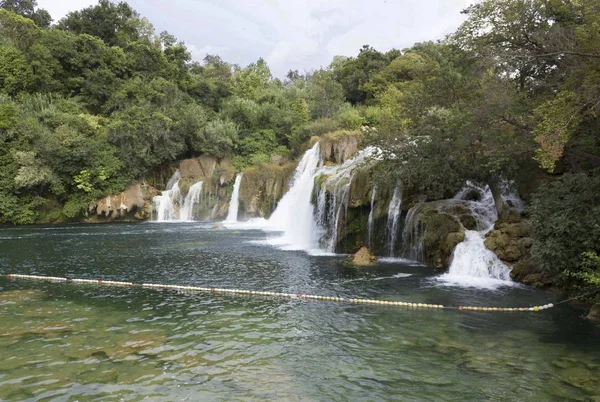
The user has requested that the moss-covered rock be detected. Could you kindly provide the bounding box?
[420,207,465,269]
[485,214,533,264]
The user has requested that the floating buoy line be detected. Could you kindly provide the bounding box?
[1,273,558,313]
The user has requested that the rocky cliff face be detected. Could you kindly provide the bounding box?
[89,183,159,221]
[238,163,295,219]
[320,130,360,164]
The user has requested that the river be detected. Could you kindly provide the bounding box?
[0,223,599,400]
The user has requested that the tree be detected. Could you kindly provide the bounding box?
[306,69,344,119]
[58,0,141,47]
[0,0,51,28]
[531,170,600,287]
[232,58,271,100]
[331,45,397,104]
[455,0,600,173]
[0,45,32,95]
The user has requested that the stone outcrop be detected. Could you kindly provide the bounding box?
[485,214,533,264]
[239,163,295,219]
[320,130,360,164]
[90,183,158,221]
[409,202,466,269]
[351,247,377,266]
[483,213,548,286]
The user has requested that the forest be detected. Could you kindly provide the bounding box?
[0,0,598,299]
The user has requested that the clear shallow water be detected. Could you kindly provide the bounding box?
[0,223,598,401]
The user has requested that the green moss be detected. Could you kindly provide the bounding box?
[349,167,371,207]
[314,174,330,190]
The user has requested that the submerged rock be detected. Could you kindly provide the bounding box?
[351,247,378,266]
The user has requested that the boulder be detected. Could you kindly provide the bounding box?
[485,216,533,264]
[352,247,378,266]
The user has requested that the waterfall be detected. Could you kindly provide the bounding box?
[272,181,278,212]
[152,171,183,222]
[367,185,377,249]
[180,181,203,221]
[210,202,219,220]
[438,183,514,288]
[312,147,376,253]
[152,179,182,222]
[325,179,351,252]
[401,202,426,261]
[386,187,402,257]
[265,142,321,251]
[443,230,511,282]
[239,144,375,254]
[225,173,243,223]
[165,170,181,191]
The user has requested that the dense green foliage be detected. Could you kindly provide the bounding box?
[531,171,600,299]
[0,0,599,296]
[0,0,348,223]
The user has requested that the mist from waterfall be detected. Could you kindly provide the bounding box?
[225,173,243,223]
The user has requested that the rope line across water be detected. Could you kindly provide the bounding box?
[2,274,555,313]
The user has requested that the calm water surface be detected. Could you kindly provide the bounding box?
[0,223,599,401]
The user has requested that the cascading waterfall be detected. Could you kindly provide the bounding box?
[401,202,426,261]
[264,142,322,251]
[153,170,207,222]
[313,147,376,253]
[326,179,351,252]
[180,181,203,221]
[443,230,511,283]
[225,173,243,223]
[438,183,514,288]
[367,185,377,249]
[152,171,183,222]
[386,187,402,257]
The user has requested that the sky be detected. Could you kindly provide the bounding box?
[38,0,476,77]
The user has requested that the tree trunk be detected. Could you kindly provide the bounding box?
[487,177,504,220]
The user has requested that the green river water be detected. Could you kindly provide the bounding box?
[0,223,599,401]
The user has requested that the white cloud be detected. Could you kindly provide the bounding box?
[38,0,478,77]
[38,0,97,21]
